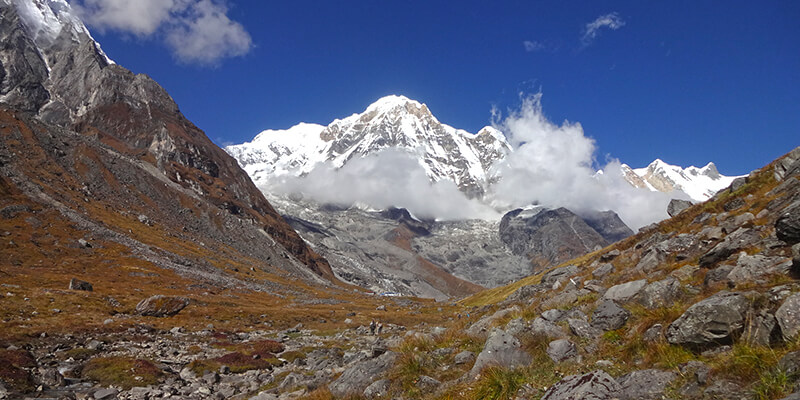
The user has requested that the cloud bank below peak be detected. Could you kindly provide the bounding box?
[71,0,252,65]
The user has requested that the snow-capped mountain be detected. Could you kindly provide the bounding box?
[226,95,511,197]
[622,159,743,202]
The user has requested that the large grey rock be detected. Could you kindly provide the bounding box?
[777,203,800,245]
[743,311,777,346]
[546,339,578,363]
[568,318,602,339]
[777,293,800,342]
[602,279,647,303]
[532,317,569,339]
[635,249,665,273]
[775,147,800,181]
[505,283,547,303]
[779,351,800,377]
[727,252,793,284]
[699,228,762,267]
[704,264,734,287]
[591,300,630,331]
[135,295,190,317]
[469,329,532,377]
[504,318,528,337]
[639,277,682,309]
[363,378,390,399]
[454,351,476,365]
[667,291,751,347]
[541,370,621,400]
[592,263,614,279]
[668,199,693,217]
[703,379,746,400]
[329,351,397,397]
[617,369,677,400]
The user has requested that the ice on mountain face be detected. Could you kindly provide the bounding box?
[629,159,743,201]
[9,0,113,64]
[227,95,513,198]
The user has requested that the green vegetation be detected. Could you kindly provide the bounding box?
[82,357,163,389]
[472,366,526,400]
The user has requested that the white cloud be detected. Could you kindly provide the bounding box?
[487,93,679,229]
[264,149,500,222]
[581,12,625,46]
[71,0,252,65]
[523,40,544,52]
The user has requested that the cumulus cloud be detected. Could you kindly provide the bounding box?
[487,93,682,229]
[581,12,625,46]
[265,149,500,221]
[72,0,252,65]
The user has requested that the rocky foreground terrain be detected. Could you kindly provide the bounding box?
[2,146,799,399]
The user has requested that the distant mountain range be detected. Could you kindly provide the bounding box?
[227,95,741,205]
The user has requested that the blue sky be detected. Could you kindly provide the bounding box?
[79,0,799,175]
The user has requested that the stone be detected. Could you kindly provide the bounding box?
[532,317,569,339]
[78,238,91,248]
[591,263,614,279]
[568,318,601,339]
[470,329,532,377]
[728,252,793,284]
[591,300,630,331]
[505,318,528,337]
[635,249,664,273]
[730,176,748,192]
[541,265,580,287]
[546,339,578,363]
[668,199,693,217]
[666,291,750,348]
[454,351,476,365]
[671,264,699,281]
[642,324,663,342]
[541,309,566,322]
[704,264,734,287]
[602,279,647,303]
[41,368,65,387]
[93,388,119,400]
[680,360,711,385]
[599,249,620,262]
[743,311,777,346]
[328,351,397,397]
[617,369,677,400]
[777,204,800,244]
[416,375,440,391]
[779,351,800,377]
[363,378,391,399]
[466,306,520,338]
[69,278,93,291]
[135,295,190,317]
[540,370,621,400]
[703,379,745,400]
[506,284,547,303]
[699,228,762,267]
[777,293,800,342]
[723,198,746,212]
[639,277,682,309]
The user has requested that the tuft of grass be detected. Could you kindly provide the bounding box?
[81,357,163,389]
[472,366,526,400]
[751,368,792,400]
[189,351,281,375]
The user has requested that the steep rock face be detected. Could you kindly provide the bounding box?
[499,206,631,271]
[622,160,743,201]
[0,0,334,282]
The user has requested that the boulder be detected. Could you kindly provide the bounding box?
[666,291,750,347]
[506,284,547,303]
[546,339,578,363]
[541,309,566,322]
[599,249,620,262]
[635,249,665,273]
[642,324,663,342]
[639,277,682,309]
[776,204,800,244]
[774,147,800,181]
[69,278,93,291]
[532,317,569,339]
[504,318,528,337]
[470,329,532,377]
[703,379,745,400]
[743,311,777,346]
[704,265,734,287]
[592,263,614,279]
[727,252,793,284]
[363,378,390,399]
[568,318,601,339]
[778,351,800,377]
[454,351,476,365]
[668,199,693,217]
[776,293,800,342]
[591,300,630,331]
[617,369,677,400]
[699,228,762,267]
[541,370,621,400]
[602,279,647,303]
[329,351,397,397]
[135,295,190,317]
[416,375,440,391]
[729,176,748,192]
